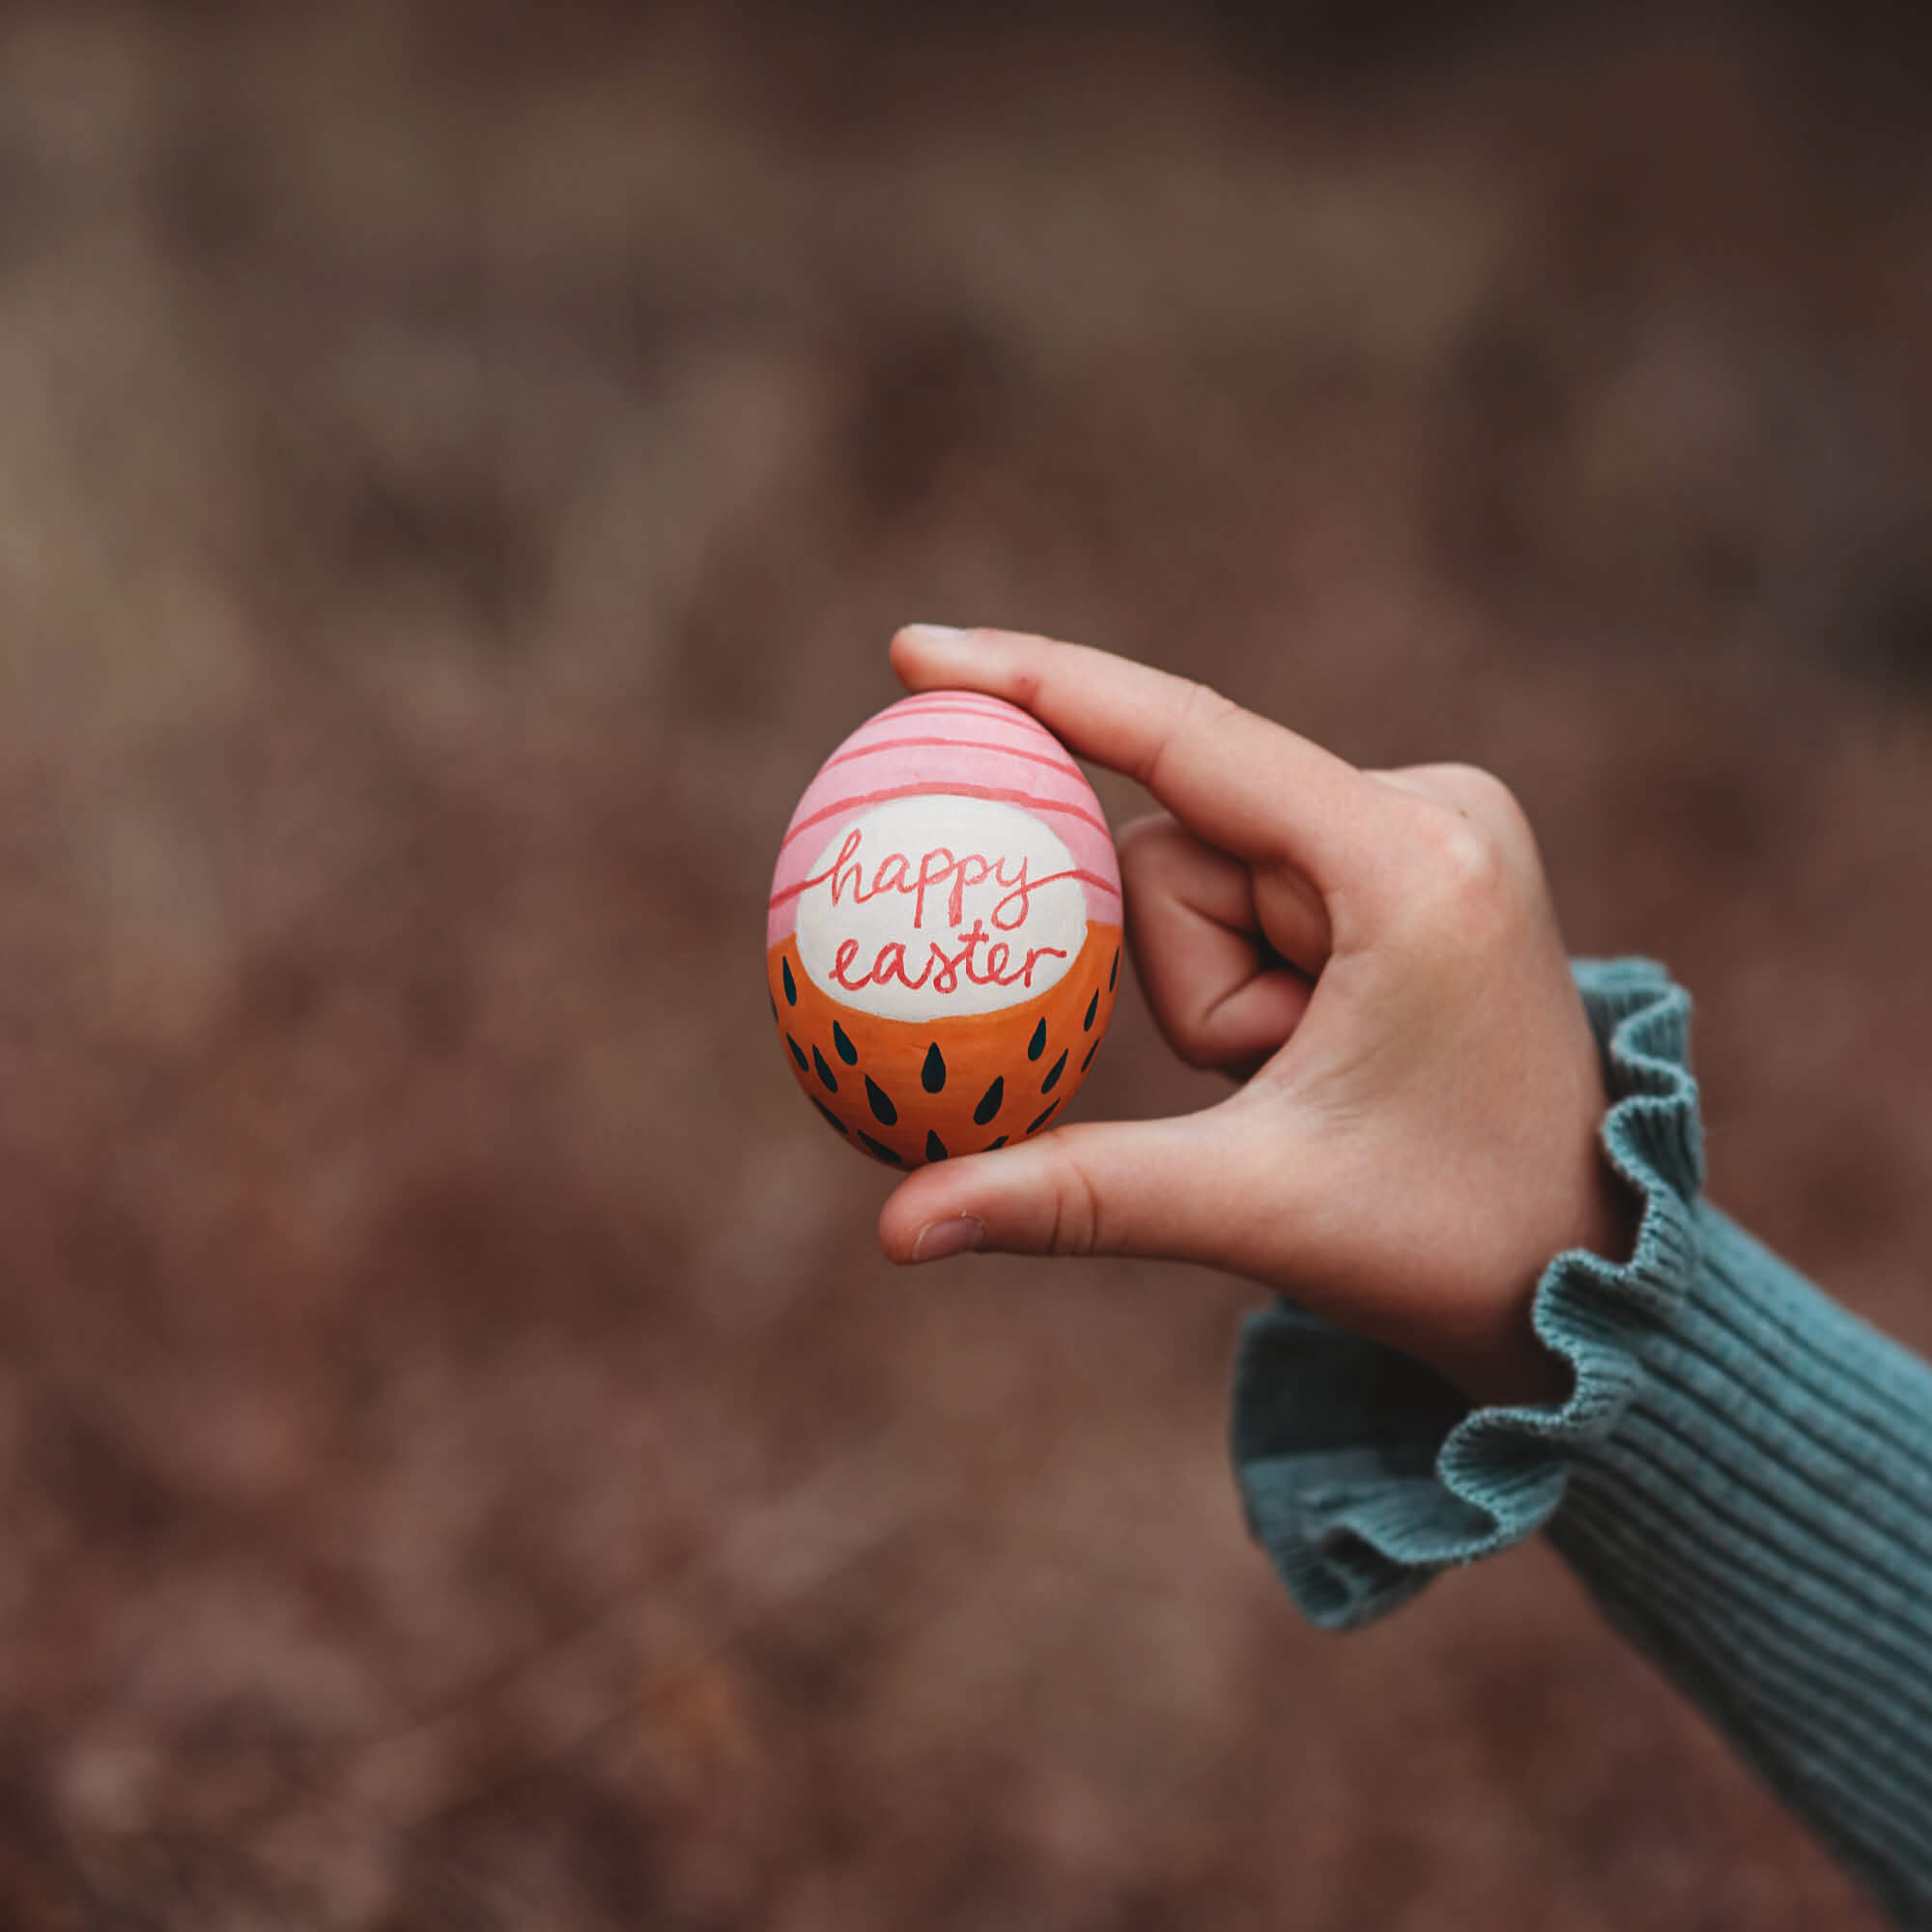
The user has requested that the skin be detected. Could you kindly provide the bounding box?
[877,624,1634,1408]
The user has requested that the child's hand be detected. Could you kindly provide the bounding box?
[876,626,1630,1406]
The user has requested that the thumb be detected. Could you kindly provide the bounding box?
[877,1112,1269,1268]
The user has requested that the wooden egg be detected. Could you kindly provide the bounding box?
[768,691,1122,1168]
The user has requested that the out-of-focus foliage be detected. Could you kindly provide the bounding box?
[0,4,1925,1925]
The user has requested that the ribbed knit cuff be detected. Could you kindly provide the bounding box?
[1231,956,1703,1630]
[1232,957,1932,1926]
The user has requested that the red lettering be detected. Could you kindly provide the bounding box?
[800,829,1083,932]
[1020,945,1066,985]
[954,921,991,985]
[992,855,1031,930]
[810,828,864,906]
[948,854,990,927]
[801,828,1088,1000]
[872,942,931,990]
[930,933,962,995]
[911,846,953,929]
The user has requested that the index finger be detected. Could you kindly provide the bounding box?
[890,625,1394,891]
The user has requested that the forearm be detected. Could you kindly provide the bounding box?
[1548,1205,1932,1927]
[1232,962,1932,1928]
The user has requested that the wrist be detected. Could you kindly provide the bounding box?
[1444,1138,1639,1407]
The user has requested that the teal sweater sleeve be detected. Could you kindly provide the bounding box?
[1231,959,1932,1930]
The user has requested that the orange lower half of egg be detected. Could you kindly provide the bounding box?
[768,921,1122,1167]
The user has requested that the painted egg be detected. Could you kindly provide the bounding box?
[768,691,1122,1168]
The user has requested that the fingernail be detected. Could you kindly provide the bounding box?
[898,624,969,647]
[910,1215,985,1262]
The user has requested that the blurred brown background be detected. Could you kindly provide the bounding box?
[1,3,1928,1925]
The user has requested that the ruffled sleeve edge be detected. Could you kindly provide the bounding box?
[1434,957,1706,1530]
[1231,956,1705,1629]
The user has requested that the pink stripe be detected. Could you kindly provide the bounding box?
[822,734,1083,781]
[885,696,1052,733]
[859,702,1065,751]
[889,692,1029,717]
[770,862,1119,915]
[779,781,1111,854]
[885,699,1036,723]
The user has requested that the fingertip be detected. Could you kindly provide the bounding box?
[1113,809,1182,861]
[877,1157,980,1264]
[908,1215,987,1264]
[886,625,923,693]
[891,623,984,693]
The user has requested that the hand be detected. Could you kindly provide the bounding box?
[875,625,1632,1406]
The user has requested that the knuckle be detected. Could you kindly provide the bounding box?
[1044,1136,1107,1257]
[1143,679,1240,792]
[1171,1038,1216,1074]
[1420,764,1537,857]
[1133,963,1235,1072]
[1166,1010,1229,1071]
[1446,763,1531,838]
[1007,665,1044,712]
[1179,680,1244,741]
[1116,812,1187,880]
[1119,824,1219,922]
[1434,759,1514,809]
[1434,808,1503,887]
[1404,800,1516,939]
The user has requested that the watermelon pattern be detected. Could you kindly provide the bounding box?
[768,920,1121,1166]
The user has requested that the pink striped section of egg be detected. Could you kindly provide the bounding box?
[768,692,1122,945]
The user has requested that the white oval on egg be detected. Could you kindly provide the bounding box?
[794,795,1086,1022]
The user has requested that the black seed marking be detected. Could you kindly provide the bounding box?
[925,1130,948,1162]
[858,1130,902,1165]
[1080,1041,1098,1071]
[1040,1049,1067,1094]
[811,1097,848,1136]
[832,1020,858,1065]
[812,1045,838,1093]
[922,1042,946,1093]
[987,1135,1009,1150]
[1083,989,1098,1031]
[1109,949,1119,991]
[1026,1100,1060,1135]
[786,1035,810,1070]
[973,1075,1004,1125]
[1027,1017,1047,1061]
[782,957,798,1005]
[866,1076,898,1125]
